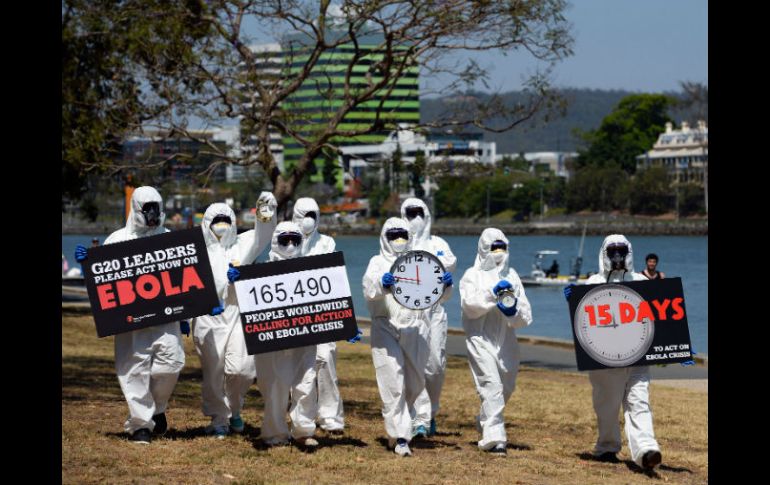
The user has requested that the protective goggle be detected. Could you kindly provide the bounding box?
[303,211,317,220]
[404,206,425,220]
[211,214,232,225]
[606,244,629,258]
[385,228,409,241]
[277,232,302,246]
[490,240,507,252]
[141,202,160,216]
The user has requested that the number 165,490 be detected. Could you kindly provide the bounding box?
[248,276,332,305]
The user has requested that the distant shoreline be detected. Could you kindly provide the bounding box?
[62,219,708,236]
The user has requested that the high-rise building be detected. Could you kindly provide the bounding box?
[280,32,420,188]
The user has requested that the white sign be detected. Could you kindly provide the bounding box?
[234,265,351,312]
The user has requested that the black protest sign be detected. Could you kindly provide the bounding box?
[233,252,359,355]
[82,228,219,337]
[566,277,693,371]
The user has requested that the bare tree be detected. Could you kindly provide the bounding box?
[68,0,573,209]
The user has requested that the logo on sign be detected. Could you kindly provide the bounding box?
[126,315,134,323]
[164,307,173,315]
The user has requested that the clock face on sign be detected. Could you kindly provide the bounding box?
[389,250,446,310]
[574,284,655,367]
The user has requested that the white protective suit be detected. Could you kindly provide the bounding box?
[363,217,453,446]
[254,222,319,445]
[104,186,185,435]
[400,198,457,428]
[584,234,661,467]
[191,194,276,430]
[292,198,344,432]
[460,228,533,450]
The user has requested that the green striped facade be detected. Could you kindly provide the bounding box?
[281,40,419,187]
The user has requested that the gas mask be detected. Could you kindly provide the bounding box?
[405,206,426,234]
[210,214,232,239]
[141,202,161,227]
[385,227,409,253]
[300,211,318,235]
[277,232,303,257]
[606,243,629,271]
[490,240,507,264]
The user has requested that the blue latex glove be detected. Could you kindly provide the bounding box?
[681,345,697,366]
[227,263,240,283]
[347,329,363,344]
[211,304,224,316]
[497,300,518,316]
[492,279,512,295]
[564,283,576,301]
[75,245,88,263]
[180,320,190,337]
[382,272,395,288]
[442,271,453,286]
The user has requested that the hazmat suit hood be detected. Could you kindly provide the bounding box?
[269,221,304,261]
[400,198,431,250]
[379,217,411,264]
[201,203,238,249]
[292,197,321,254]
[474,228,510,277]
[126,186,166,236]
[598,234,635,278]
[199,202,239,300]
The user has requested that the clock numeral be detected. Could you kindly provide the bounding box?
[415,254,424,262]
[404,295,410,302]
[398,264,406,273]
[424,296,431,304]
[395,287,402,295]
[414,299,421,307]
[432,288,439,295]
[434,265,441,274]
[436,277,443,284]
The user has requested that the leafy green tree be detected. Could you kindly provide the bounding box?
[678,182,705,216]
[62,0,210,207]
[497,153,530,174]
[575,93,675,174]
[629,167,671,214]
[409,151,427,198]
[566,166,629,212]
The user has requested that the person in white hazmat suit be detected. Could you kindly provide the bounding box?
[254,222,323,449]
[292,197,349,434]
[363,217,454,456]
[191,192,277,438]
[459,228,532,455]
[400,198,456,438]
[74,186,184,445]
[564,234,663,470]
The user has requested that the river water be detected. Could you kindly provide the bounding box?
[63,233,708,354]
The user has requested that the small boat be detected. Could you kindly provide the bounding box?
[520,250,589,286]
[520,223,591,287]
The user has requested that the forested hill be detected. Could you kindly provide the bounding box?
[419,88,689,154]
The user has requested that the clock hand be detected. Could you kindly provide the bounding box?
[416,265,420,284]
[395,276,418,282]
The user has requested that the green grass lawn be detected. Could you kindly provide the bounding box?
[62,312,707,485]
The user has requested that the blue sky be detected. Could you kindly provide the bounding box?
[423,0,708,94]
